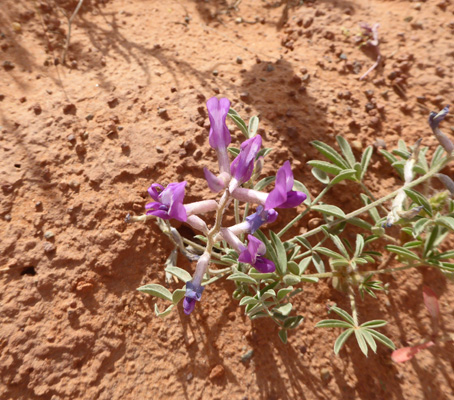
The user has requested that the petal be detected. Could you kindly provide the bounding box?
[267,209,278,223]
[183,297,196,315]
[207,97,231,150]
[277,191,307,208]
[168,201,188,222]
[148,183,164,201]
[203,167,226,192]
[254,256,276,273]
[231,135,262,184]
[238,249,253,264]
[247,234,266,257]
[281,161,294,192]
[146,209,171,219]
[428,105,449,130]
[145,201,162,210]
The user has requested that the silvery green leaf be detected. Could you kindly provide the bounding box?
[330,234,349,258]
[260,289,276,301]
[330,169,358,184]
[347,217,373,230]
[334,328,354,355]
[403,240,423,249]
[311,140,349,168]
[278,329,288,344]
[270,231,287,275]
[403,188,433,216]
[296,236,312,249]
[329,306,355,325]
[137,284,173,302]
[172,288,186,304]
[413,218,430,237]
[249,269,275,280]
[336,136,356,167]
[361,320,388,328]
[365,329,395,350]
[312,253,325,273]
[300,276,319,283]
[227,272,258,284]
[254,176,275,191]
[312,205,346,219]
[360,194,380,223]
[154,303,174,318]
[311,167,330,184]
[315,319,354,329]
[431,145,445,168]
[228,108,249,138]
[283,274,301,286]
[315,247,345,259]
[273,303,293,316]
[398,139,408,152]
[354,234,365,258]
[287,261,300,275]
[380,149,398,164]
[436,216,454,231]
[307,160,343,175]
[165,266,192,283]
[386,245,420,261]
[298,257,312,274]
[360,146,373,180]
[361,329,377,353]
[277,287,294,300]
[354,329,368,356]
[284,315,304,329]
[248,115,259,137]
[228,147,240,156]
[424,226,440,257]
[240,296,259,306]
[257,147,273,158]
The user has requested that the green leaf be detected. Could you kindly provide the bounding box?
[300,276,319,283]
[270,231,287,275]
[307,160,343,175]
[403,240,423,249]
[227,272,258,284]
[361,329,377,353]
[347,217,373,230]
[386,245,420,261]
[315,319,354,329]
[277,287,294,300]
[228,147,240,157]
[436,250,454,260]
[365,329,395,350]
[334,328,354,355]
[424,225,440,257]
[311,167,330,184]
[330,169,358,184]
[248,115,259,137]
[360,146,373,180]
[296,236,312,249]
[329,306,355,325]
[298,257,312,274]
[257,147,273,158]
[254,176,275,191]
[336,136,356,167]
[255,229,278,266]
[293,180,312,205]
[431,145,445,168]
[283,274,301,286]
[354,234,365,258]
[315,247,346,259]
[312,253,325,273]
[260,289,276,301]
[154,303,174,318]
[355,329,368,356]
[380,149,398,164]
[360,194,380,223]
[403,188,433,216]
[165,266,192,283]
[274,303,293,316]
[228,108,249,137]
[239,296,259,306]
[312,205,346,219]
[436,216,454,231]
[278,329,288,344]
[413,218,430,237]
[249,269,275,280]
[330,235,350,258]
[311,140,349,168]
[284,315,304,329]
[137,284,173,302]
[361,320,388,328]
[172,288,186,304]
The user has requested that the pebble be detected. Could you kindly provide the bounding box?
[85,114,94,121]
[212,70,219,76]
[156,146,164,153]
[2,61,15,71]
[63,103,77,115]
[373,138,387,150]
[19,97,27,103]
[351,140,362,151]
[266,64,275,72]
[209,365,225,380]
[240,349,254,362]
[32,104,42,115]
[4,214,12,222]
[157,108,168,118]
[43,242,56,253]
[44,231,55,240]
[236,56,243,64]
[320,368,332,382]
[239,92,250,101]
[107,97,119,108]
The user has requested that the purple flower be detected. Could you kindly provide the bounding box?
[183,281,204,315]
[428,105,449,130]
[207,97,231,150]
[265,161,306,210]
[428,106,453,153]
[238,235,276,273]
[145,182,187,222]
[246,205,278,234]
[229,135,262,191]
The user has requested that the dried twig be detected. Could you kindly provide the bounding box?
[62,0,84,65]
[359,23,381,81]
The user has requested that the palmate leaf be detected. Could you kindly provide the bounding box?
[307,160,343,175]
[311,140,349,169]
[360,146,373,180]
[334,328,354,355]
[386,245,420,261]
[355,329,368,356]
[137,283,173,302]
[336,136,356,167]
[228,108,249,138]
[328,306,355,325]
[331,169,358,184]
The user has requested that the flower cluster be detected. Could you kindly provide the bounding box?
[145,97,306,315]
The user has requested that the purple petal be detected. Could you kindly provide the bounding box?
[277,191,307,208]
[254,256,276,273]
[145,201,162,210]
[238,249,253,264]
[165,182,187,222]
[428,105,449,130]
[183,297,196,315]
[267,209,278,223]
[230,135,262,185]
[247,234,266,256]
[203,167,226,192]
[146,209,172,219]
[207,97,231,150]
[148,183,164,201]
[245,206,278,234]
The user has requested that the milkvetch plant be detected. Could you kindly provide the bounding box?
[129,98,454,357]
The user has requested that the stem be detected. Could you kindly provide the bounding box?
[348,287,359,326]
[62,0,84,65]
[234,199,240,225]
[359,182,388,214]
[277,185,332,238]
[290,160,452,244]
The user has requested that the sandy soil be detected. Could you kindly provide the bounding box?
[1,0,454,399]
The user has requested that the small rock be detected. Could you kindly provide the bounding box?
[4,214,12,222]
[63,103,77,115]
[308,218,323,229]
[236,56,243,64]
[241,349,254,362]
[70,60,78,69]
[69,180,80,189]
[85,114,94,121]
[212,70,219,76]
[266,64,275,72]
[76,281,94,292]
[67,134,76,143]
[240,92,250,101]
[156,146,164,153]
[2,61,15,71]
[35,201,42,210]
[43,242,56,254]
[0,94,4,101]
[107,97,119,108]
[351,140,362,151]
[209,365,225,380]
[186,373,193,381]
[19,97,27,103]
[32,104,42,115]
[12,22,22,32]
[44,231,55,240]
[157,108,169,119]
[320,368,331,382]
[170,86,177,93]
[373,138,387,150]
